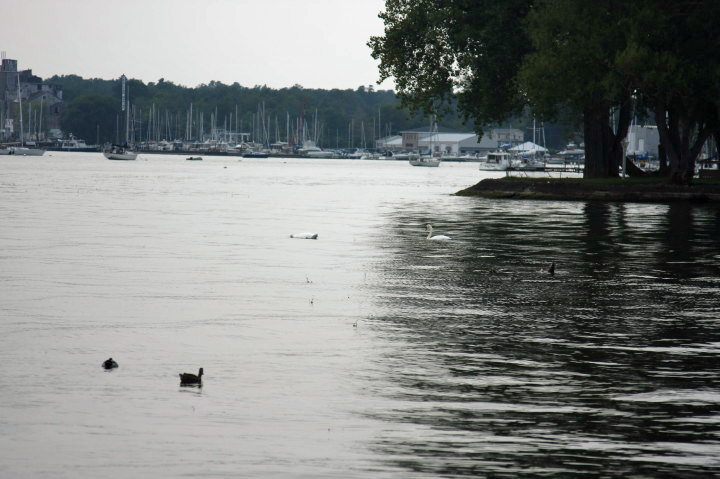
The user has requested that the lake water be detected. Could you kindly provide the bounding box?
[1,152,719,478]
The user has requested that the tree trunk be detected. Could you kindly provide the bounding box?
[655,102,710,186]
[583,103,610,178]
[583,100,630,178]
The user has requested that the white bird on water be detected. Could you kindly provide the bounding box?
[290,232,318,239]
[426,224,451,241]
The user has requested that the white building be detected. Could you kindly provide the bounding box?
[625,125,659,157]
[490,128,524,145]
[377,127,523,156]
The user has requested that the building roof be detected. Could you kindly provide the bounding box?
[509,141,548,153]
[420,132,476,143]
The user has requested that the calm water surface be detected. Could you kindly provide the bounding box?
[1,153,719,478]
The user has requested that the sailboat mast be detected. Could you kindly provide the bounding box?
[125,83,130,144]
[38,95,43,141]
[17,74,23,146]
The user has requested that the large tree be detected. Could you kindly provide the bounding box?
[369,0,533,138]
[370,0,720,182]
[369,0,630,178]
[616,1,720,184]
[519,0,634,178]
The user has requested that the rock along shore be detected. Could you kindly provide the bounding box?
[456,177,720,203]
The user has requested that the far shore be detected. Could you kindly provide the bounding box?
[456,177,720,203]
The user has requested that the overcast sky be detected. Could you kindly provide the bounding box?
[2,0,393,90]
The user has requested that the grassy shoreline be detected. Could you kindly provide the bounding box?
[455,177,720,203]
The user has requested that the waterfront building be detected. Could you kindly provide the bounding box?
[378,127,523,157]
[0,54,63,142]
[489,128,524,145]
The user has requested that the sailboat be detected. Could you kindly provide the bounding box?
[10,73,44,156]
[104,75,137,161]
[104,145,137,161]
[409,119,440,167]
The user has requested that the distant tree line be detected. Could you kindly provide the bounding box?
[370,0,720,184]
[51,75,476,149]
[51,74,576,150]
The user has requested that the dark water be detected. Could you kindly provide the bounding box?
[1,153,719,477]
[367,200,720,477]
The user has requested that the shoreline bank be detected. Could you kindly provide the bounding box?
[456,177,720,203]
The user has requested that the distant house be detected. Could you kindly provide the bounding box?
[489,128,524,145]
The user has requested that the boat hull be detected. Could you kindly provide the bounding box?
[104,151,138,161]
[10,147,45,156]
[409,158,440,167]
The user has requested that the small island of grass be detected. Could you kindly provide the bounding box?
[456,176,720,203]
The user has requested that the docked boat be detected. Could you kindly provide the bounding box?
[388,151,416,161]
[56,136,99,152]
[409,156,440,167]
[305,150,335,158]
[10,74,46,157]
[346,148,372,159]
[242,151,269,158]
[478,151,512,171]
[10,146,45,156]
[298,140,335,158]
[512,156,545,171]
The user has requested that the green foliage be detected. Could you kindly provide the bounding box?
[371,0,720,180]
[369,0,532,137]
[519,0,631,120]
[618,1,720,183]
[49,75,472,147]
[59,94,117,144]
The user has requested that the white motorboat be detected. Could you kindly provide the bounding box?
[513,156,545,171]
[478,151,512,171]
[58,136,99,152]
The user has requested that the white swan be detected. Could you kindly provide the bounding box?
[426,224,451,241]
[290,232,318,239]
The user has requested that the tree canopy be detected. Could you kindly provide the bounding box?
[369,0,532,137]
[60,94,117,144]
[370,0,720,183]
[618,0,720,183]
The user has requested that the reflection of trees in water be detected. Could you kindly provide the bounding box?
[658,202,695,279]
[363,200,720,477]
